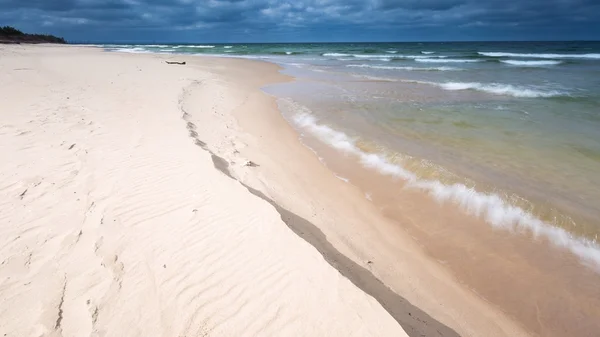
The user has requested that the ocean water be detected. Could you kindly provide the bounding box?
[103,42,600,270]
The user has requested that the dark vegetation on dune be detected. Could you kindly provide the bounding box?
[0,26,66,44]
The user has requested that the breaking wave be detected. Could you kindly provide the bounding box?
[173,45,215,49]
[501,60,563,66]
[479,52,600,59]
[286,100,600,272]
[416,58,480,63]
[347,64,459,71]
[323,53,351,57]
[437,82,566,97]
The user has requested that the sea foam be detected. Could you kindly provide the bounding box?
[353,54,437,59]
[113,47,151,54]
[416,58,480,63]
[347,64,458,71]
[479,52,600,59]
[173,45,215,49]
[323,53,350,57]
[501,60,562,66]
[438,82,564,97]
[287,100,600,272]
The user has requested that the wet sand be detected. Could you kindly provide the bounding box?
[292,112,600,337]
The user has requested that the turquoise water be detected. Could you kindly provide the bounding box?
[103,42,600,270]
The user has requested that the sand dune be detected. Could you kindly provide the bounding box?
[0,46,407,337]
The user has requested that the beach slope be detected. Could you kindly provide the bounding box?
[0,45,407,337]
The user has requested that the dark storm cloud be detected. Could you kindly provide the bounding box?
[376,0,466,11]
[1,0,598,41]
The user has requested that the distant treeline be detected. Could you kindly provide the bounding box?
[0,26,66,44]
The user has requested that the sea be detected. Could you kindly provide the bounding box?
[101,42,600,336]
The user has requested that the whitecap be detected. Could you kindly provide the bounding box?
[323,53,350,57]
[437,82,564,98]
[347,64,458,71]
[112,47,151,54]
[421,51,435,54]
[173,45,215,49]
[354,54,438,59]
[479,52,600,59]
[415,58,480,63]
[501,60,562,66]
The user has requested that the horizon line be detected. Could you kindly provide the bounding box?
[71,39,600,44]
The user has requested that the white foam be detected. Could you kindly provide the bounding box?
[224,46,233,48]
[286,51,293,55]
[421,51,435,54]
[416,58,480,63]
[159,49,176,52]
[285,63,307,67]
[479,52,600,59]
[323,53,350,57]
[286,100,600,272]
[438,82,564,98]
[113,47,151,54]
[501,60,562,66]
[353,54,439,59]
[173,45,215,49]
[386,50,398,54]
[140,44,170,48]
[352,74,397,82]
[359,58,392,62]
[334,174,350,183]
[347,64,458,71]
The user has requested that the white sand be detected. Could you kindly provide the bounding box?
[0,45,408,337]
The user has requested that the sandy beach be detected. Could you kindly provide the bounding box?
[0,45,534,337]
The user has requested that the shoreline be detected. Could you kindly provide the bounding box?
[176,52,534,336]
[259,57,600,337]
[1,44,531,337]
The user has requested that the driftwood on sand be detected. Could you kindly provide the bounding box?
[165,61,186,65]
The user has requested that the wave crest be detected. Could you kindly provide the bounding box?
[501,60,562,66]
[323,53,350,57]
[479,52,600,59]
[347,64,458,71]
[438,82,565,97]
[416,58,480,63]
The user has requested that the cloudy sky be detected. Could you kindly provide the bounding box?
[1,0,599,42]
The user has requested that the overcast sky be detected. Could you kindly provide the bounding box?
[1,0,599,42]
